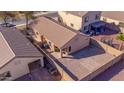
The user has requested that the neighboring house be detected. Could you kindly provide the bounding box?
[0,27,43,81]
[58,11,124,34]
[30,16,90,58]
[30,17,123,81]
[58,11,101,33]
[100,11,124,33]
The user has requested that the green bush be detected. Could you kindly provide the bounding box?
[117,33,124,41]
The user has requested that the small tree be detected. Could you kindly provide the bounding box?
[7,11,19,23]
[117,33,124,41]
[117,33,124,50]
[0,11,10,26]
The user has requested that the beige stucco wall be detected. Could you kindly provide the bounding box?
[58,11,82,30]
[0,57,43,81]
[62,34,90,54]
[100,16,120,25]
[120,27,124,34]
[16,24,26,30]
[58,11,101,32]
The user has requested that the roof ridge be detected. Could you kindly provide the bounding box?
[44,16,88,37]
[44,16,78,34]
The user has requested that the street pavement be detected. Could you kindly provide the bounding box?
[0,11,58,27]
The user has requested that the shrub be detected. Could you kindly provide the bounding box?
[117,33,124,41]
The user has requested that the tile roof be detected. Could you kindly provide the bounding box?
[57,45,115,80]
[65,11,88,17]
[0,27,43,68]
[101,11,124,22]
[0,32,15,68]
[31,17,77,48]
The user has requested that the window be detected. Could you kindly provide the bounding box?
[84,26,88,31]
[70,23,74,27]
[95,14,100,20]
[84,16,89,22]
[0,71,11,81]
[62,48,68,54]
[68,46,71,52]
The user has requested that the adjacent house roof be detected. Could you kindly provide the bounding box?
[101,11,124,22]
[65,11,88,17]
[31,17,78,48]
[0,27,43,68]
[0,32,15,68]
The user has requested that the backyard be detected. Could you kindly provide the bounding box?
[93,29,124,51]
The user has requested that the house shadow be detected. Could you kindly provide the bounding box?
[98,24,120,36]
[92,59,124,81]
[100,29,119,36]
[64,45,106,59]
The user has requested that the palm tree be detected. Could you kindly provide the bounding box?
[20,11,34,30]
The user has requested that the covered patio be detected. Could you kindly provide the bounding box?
[90,21,120,35]
[91,21,106,34]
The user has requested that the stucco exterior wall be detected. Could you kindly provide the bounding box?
[0,57,43,80]
[100,16,120,25]
[62,34,90,54]
[58,11,82,30]
[120,27,124,34]
[58,11,101,32]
